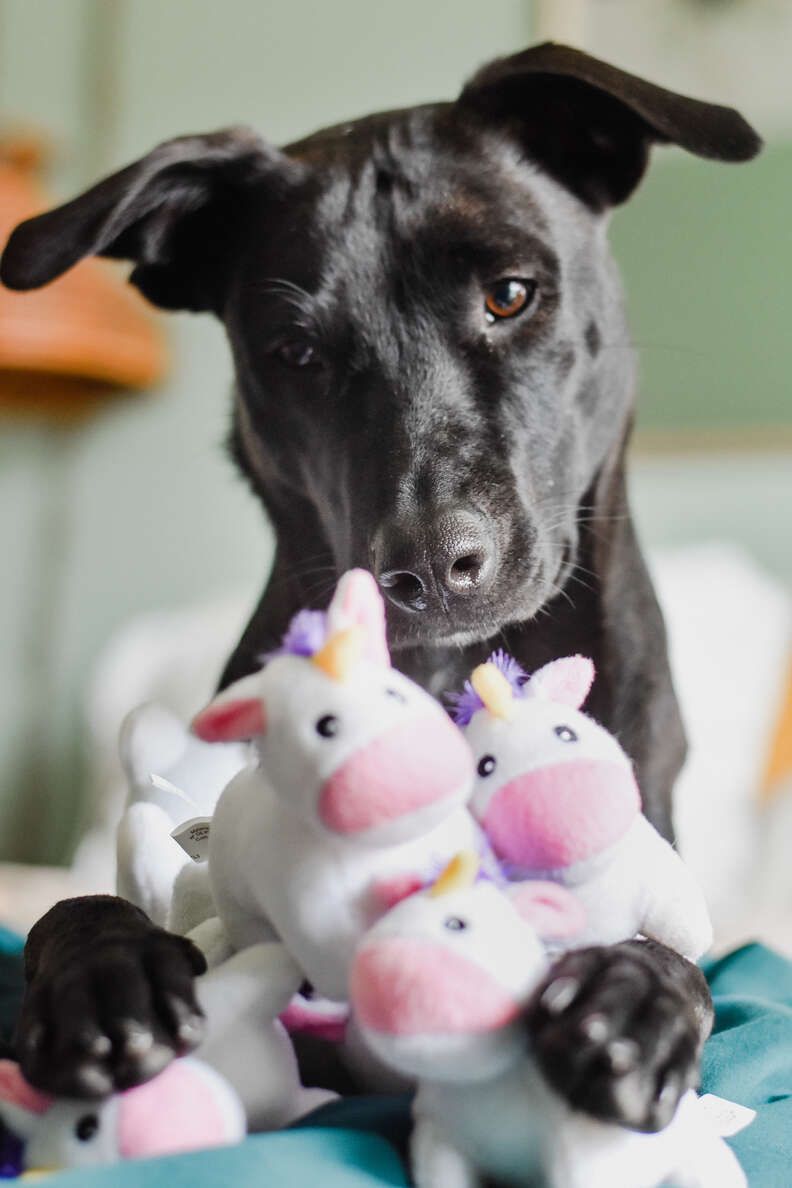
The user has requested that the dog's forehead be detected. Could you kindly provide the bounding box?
[282,105,592,280]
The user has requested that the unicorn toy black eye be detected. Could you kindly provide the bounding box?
[75,1114,99,1142]
[444,917,468,932]
[477,754,497,777]
[316,715,339,738]
[554,725,578,743]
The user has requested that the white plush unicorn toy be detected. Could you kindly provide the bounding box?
[188,569,488,1002]
[0,1055,245,1174]
[116,702,249,928]
[351,852,747,1188]
[449,653,712,959]
[0,942,334,1167]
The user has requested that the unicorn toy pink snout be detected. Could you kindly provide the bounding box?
[352,936,522,1038]
[452,653,641,872]
[350,853,584,1083]
[482,758,640,870]
[317,709,473,837]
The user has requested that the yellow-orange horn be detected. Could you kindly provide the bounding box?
[429,850,480,898]
[312,625,366,682]
[471,662,515,720]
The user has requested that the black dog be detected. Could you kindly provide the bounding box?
[2,44,759,1129]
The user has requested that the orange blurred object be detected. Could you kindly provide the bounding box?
[761,655,792,804]
[0,133,168,421]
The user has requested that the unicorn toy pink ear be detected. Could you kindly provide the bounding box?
[523,655,595,709]
[449,650,713,962]
[191,568,391,745]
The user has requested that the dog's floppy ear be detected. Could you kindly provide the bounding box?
[458,42,761,211]
[0,127,302,312]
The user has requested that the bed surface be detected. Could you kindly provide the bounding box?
[1,928,791,1186]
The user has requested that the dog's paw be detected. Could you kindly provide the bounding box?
[16,896,206,1098]
[526,941,706,1132]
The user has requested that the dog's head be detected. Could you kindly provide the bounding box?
[1,44,759,657]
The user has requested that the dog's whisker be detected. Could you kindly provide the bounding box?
[549,583,576,611]
[565,573,596,595]
[296,572,340,598]
[573,514,630,525]
[262,563,339,604]
[569,561,599,579]
[293,565,339,583]
[605,338,714,360]
[264,558,335,586]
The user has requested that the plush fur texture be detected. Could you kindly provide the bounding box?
[0,1055,245,1171]
[459,655,713,958]
[192,943,335,1132]
[191,572,487,1000]
[116,703,248,926]
[351,868,745,1188]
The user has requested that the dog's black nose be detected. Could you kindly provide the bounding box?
[378,567,429,613]
[376,511,495,614]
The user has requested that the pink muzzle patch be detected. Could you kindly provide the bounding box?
[483,759,640,869]
[351,939,519,1037]
[118,1061,235,1159]
[319,714,472,834]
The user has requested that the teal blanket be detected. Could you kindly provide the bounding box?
[0,935,789,1185]
[699,944,792,1184]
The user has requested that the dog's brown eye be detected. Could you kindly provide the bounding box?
[276,340,321,368]
[484,279,535,323]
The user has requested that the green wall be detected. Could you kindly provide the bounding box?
[612,141,791,436]
[0,0,788,863]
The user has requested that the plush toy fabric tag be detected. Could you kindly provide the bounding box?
[698,1093,757,1137]
[151,773,200,808]
[171,816,212,862]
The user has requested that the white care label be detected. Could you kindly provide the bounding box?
[171,816,212,862]
[698,1093,757,1137]
[151,772,199,809]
